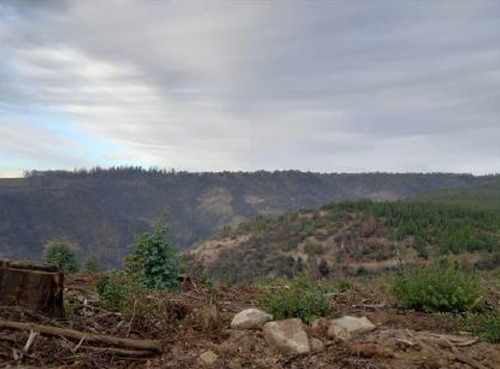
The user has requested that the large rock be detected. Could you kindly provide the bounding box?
[330,316,376,334]
[231,308,272,329]
[263,318,310,354]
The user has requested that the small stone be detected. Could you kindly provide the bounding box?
[263,318,310,354]
[327,324,351,341]
[330,316,376,334]
[231,308,272,329]
[311,317,330,335]
[200,351,218,366]
[309,337,325,352]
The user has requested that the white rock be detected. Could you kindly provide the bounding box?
[231,308,272,329]
[200,351,218,366]
[330,316,376,334]
[263,318,310,354]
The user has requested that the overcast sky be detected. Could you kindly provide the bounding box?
[1,1,499,177]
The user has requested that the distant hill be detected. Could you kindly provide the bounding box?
[0,168,495,268]
[185,200,500,282]
[417,176,500,209]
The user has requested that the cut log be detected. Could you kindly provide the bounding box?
[0,259,64,318]
[0,320,162,352]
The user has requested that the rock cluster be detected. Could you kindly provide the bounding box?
[224,308,377,355]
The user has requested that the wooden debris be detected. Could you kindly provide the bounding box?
[0,259,64,318]
[22,330,39,354]
[0,319,162,353]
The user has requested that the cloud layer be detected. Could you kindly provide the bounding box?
[1,1,499,176]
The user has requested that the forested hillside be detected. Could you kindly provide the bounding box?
[418,176,500,209]
[0,168,494,267]
[185,200,500,282]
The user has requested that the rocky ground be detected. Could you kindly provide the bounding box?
[0,273,499,369]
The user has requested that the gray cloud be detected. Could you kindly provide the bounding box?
[0,1,499,175]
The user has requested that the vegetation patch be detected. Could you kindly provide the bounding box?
[128,214,180,290]
[257,274,335,324]
[393,262,483,313]
[465,313,500,343]
[45,241,79,272]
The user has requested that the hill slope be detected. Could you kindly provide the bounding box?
[185,200,500,282]
[0,169,494,267]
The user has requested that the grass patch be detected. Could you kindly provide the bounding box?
[465,313,500,342]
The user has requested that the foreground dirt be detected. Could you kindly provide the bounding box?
[0,273,499,369]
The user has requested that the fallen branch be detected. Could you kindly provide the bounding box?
[0,320,161,353]
[73,336,86,353]
[82,346,157,357]
[22,330,38,354]
[361,303,386,310]
[455,338,479,347]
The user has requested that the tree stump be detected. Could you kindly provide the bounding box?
[0,259,64,318]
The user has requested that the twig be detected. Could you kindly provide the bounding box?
[126,299,138,338]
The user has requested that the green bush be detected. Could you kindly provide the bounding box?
[97,271,134,311]
[83,254,99,272]
[127,214,180,290]
[257,274,334,324]
[393,263,482,313]
[45,241,79,272]
[466,313,500,342]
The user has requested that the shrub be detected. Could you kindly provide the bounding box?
[466,313,500,342]
[393,263,482,313]
[127,214,180,290]
[83,254,99,272]
[257,274,334,324]
[97,270,187,330]
[97,271,133,311]
[45,241,79,272]
[304,242,326,255]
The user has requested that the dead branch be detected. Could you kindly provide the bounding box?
[73,336,86,353]
[82,346,158,357]
[22,330,38,354]
[0,319,161,353]
[455,338,479,347]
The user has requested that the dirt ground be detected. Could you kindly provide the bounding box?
[1,273,499,369]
